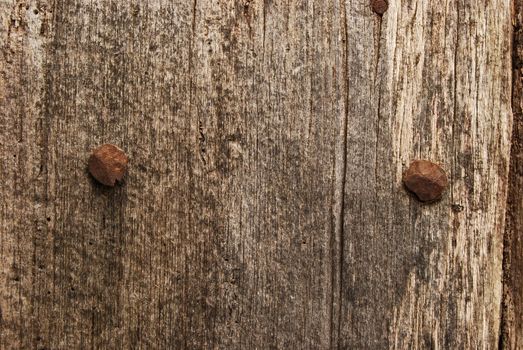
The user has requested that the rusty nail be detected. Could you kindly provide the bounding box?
[88,144,128,186]
[371,0,388,15]
[403,160,448,202]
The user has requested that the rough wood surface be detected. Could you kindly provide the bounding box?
[501,1,523,349]
[0,0,513,349]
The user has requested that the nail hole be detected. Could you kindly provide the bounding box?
[34,9,39,15]
[451,204,464,213]
[46,217,51,222]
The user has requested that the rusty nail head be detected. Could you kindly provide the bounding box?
[88,144,128,186]
[403,160,448,202]
[371,0,388,15]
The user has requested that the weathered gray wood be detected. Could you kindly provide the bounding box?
[501,1,523,349]
[337,1,513,348]
[0,0,514,349]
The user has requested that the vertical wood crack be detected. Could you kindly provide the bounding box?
[330,1,350,348]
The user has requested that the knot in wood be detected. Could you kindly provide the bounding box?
[88,144,128,187]
[403,160,448,202]
[371,0,388,15]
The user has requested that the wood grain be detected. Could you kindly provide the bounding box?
[0,0,513,349]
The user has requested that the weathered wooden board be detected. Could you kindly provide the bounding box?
[0,0,513,349]
[336,0,512,348]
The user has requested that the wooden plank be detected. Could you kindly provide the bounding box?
[501,1,523,348]
[0,0,514,349]
[2,1,344,348]
[337,0,512,348]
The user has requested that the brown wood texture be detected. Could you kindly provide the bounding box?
[501,1,523,349]
[0,0,514,349]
